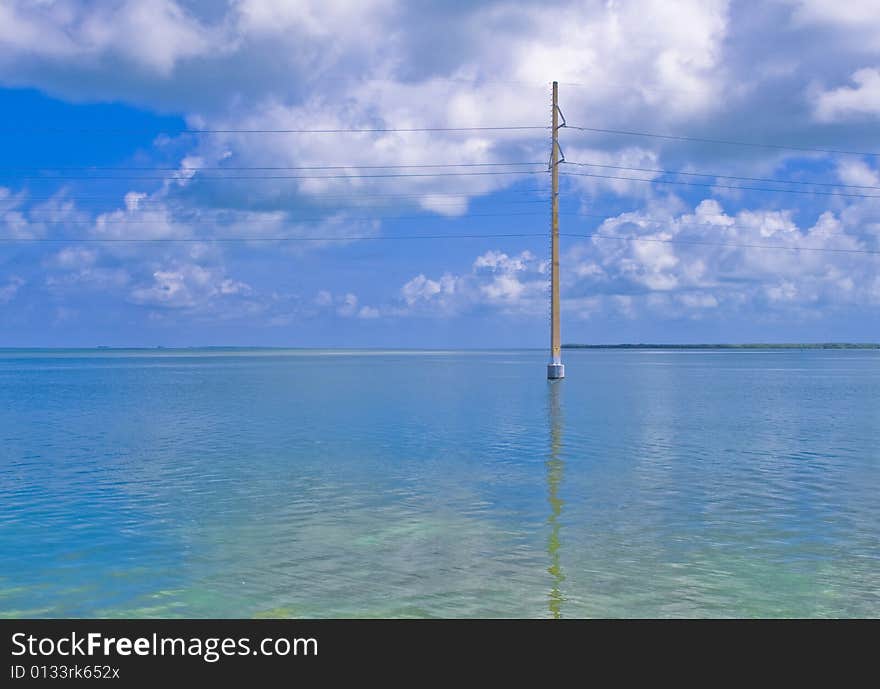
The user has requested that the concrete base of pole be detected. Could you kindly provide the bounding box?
[547,363,565,380]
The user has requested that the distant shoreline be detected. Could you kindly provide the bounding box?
[0,343,877,352]
[563,343,880,349]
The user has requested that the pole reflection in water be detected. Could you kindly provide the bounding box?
[546,380,565,618]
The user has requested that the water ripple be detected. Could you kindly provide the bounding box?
[1,349,878,617]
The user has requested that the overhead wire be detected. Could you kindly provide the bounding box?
[0,118,876,257]
[0,188,552,203]
[0,232,548,243]
[3,209,559,226]
[0,162,545,172]
[553,210,865,241]
[565,125,880,158]
[0,170,547,181]
[1,230,876,255]
[0,125,549,135]
[559,170,880,199]
[562,232,880,255]
[563,161,880,191]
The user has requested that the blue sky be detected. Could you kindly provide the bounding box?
[0,0,878,347]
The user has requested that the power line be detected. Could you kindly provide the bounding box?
[563,211,867,241]
[13,210,666,226]
[1,170,546,181]
[566,125,880,158]
[0,162,545,172]
[2,230,876,255]
[559,171,880,198]
[10,209,876,246]
[562,232,880,255]
[9,194,873,243]
[0,125,548,135]
[18,200,552,219]
[563,161,880,191]
[556,80,711,96]
[0,188,551,203]
[10,157,876,192]
[0,232,548,243]
[6,210,560,226]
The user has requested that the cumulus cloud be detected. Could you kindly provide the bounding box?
[0,276,24,303]
[0,0,874,214]
[559,197,879,319]
[562,147,663,198]
[785,0,880,26]
[129,263,252,310]
[836,160,880,187]
[814,68,880,122]
[44,245,130,291]
[396,250,546,316]
[401,273,457,306]
[1,1,879,339]
[367,195,879,324]
[51,246,97,270]
[0,0,738,214]
[335,292,359,317]
[1,187,88,240]
[311,290,382,319]
[315,290,333,307]
[0,0,221,76]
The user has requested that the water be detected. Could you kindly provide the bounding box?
[1,348,878,618]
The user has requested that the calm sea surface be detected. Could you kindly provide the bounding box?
[1,348,878,618]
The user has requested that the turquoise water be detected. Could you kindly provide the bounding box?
[1,348,878,618]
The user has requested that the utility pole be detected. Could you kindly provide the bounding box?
[548,81,565,380]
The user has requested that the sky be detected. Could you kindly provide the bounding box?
[0,0,878,348]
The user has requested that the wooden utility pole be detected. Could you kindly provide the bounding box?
[548,81,565,379]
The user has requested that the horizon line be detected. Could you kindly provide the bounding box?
[0,343,877,351]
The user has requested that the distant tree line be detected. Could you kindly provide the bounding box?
[562,343,880,349]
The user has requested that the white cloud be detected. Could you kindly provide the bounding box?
[0,1,879,337]
[482,274,528,302]
[43,234,132,294]
[401,273,456,306]
[786,0,880,26]
[336,292,359,317]
[836,160,880,187]
[562,147,663,198]
[235,0,394,44]
[0,276,24,303]
[315,290,333,307]
[814,67,880,122]
[473,250,536,273]
[0,0,739,213]
[0,0,221,75]
[397,250,546,316]
[219,278,251,296]
[52,247,97,270]
[311,290,382,319]
[765,280,798,302]
[46,266,130,291]
[562,197,878,318]
[130,263,252,310]
[678,292,719,308]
